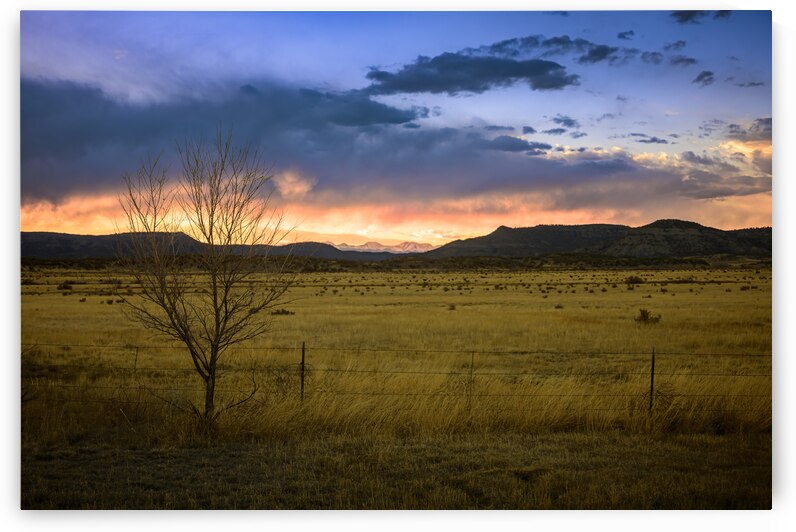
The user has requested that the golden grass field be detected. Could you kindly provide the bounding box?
[21,264,772,509]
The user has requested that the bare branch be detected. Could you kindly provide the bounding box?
[117,128,293,422]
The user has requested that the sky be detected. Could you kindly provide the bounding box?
[19,10,772,245]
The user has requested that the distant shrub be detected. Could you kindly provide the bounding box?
[106,299,114,305]
[554,304,564,309]
[57,281,73,291]
[635,308,661,325]
[625,275,644,285]
[271,308,295,315]
[447,303,456,311]
[21,278,36,286]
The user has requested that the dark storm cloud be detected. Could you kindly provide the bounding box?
[726,118,772,142]
[522,126,537,134]
[459,32,682,73]
[578,44,620,64]
[736,81,765,88]
[551,114,580,129]
[641,52,663,64]
[681,151,739,173]
[677,170,769,199]
[466,35,543,58]
[670,55,698,67]
[570,132,587,139]
[670,11,709,24]
[714,11,732,19]
[692,71,715,87]
[630,133,669,144]
[20,78,426,200]
[543,128,567,136]
[540,35,592,55]
[22,76,767,211]
[25,77,665,207]
[365,53,579,95]
[617,30,635,40]
[484,125,515,132]
[663,40,687,51]
[477,135,552,153]
[542,36,636,65]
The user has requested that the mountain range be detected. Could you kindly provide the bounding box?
[21,219,771,262]
[330,241,437,254]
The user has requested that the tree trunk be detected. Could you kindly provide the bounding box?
[204,372,216,420]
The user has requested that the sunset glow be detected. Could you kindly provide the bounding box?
[21,11,772,245]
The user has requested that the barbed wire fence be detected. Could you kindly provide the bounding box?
[20,342,772,418]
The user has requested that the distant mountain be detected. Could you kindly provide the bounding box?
[265,242,397,261]
[20,232,202,260]
[20,232,399,262]
[424,224,629,258]
[20,220,771,262]
[333,241,437,254]
[600,220,771,258]
[426,220,770,259]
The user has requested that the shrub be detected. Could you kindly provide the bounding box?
[271,308,295,316]
[447,303,456,311]
[635,308,661,325]
[57,281,73,291]
[624,275,644,285]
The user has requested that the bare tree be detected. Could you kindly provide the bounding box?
[118,130,290,422]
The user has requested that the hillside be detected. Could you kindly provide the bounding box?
[20,232,399,262]
[425,220,770,259]
[424,224,629,258]
[21,220,771,262]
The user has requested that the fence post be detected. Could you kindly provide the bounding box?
[468,351,475,413]
[300,342,305,403]
[648,346,655,415]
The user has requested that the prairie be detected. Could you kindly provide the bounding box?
[20,264,772,509]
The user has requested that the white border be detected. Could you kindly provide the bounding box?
[5,1,792,531]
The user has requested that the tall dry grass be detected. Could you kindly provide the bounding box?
[22,266,771,446]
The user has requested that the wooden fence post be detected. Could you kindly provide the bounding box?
[648,346,655,415]
[300,342,305,403]
[468,351,475,413]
